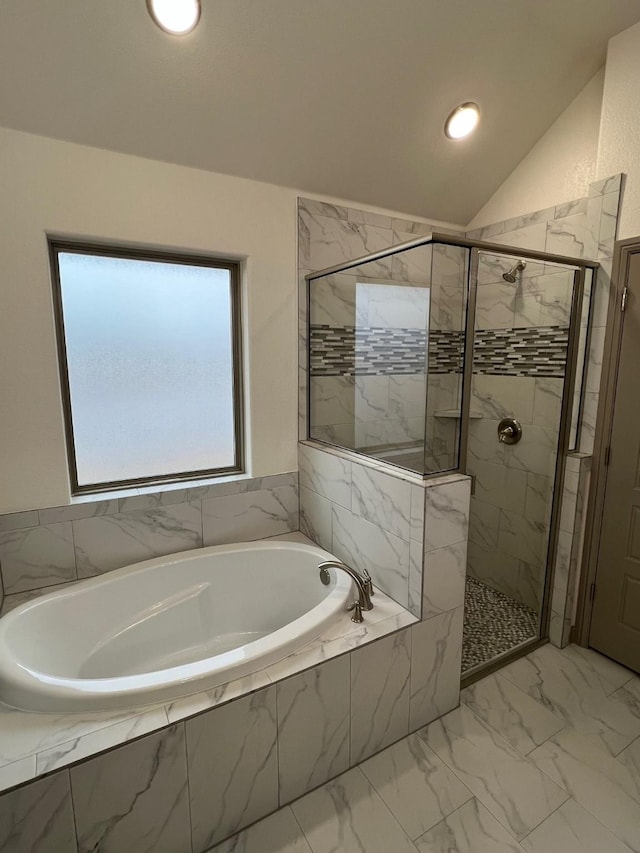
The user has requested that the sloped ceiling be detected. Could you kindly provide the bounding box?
[1,0,639,223]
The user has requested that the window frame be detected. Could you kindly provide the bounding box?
[48,239,245,495]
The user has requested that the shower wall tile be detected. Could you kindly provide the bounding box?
[277,656,350,804]
[354,375,390,421]
[502,207,556,233]
[498,508,547,567]
[299,198,349,221]
[409,607,463,730]
[504,425,558,477]
[410,485,425,542]
[0,510,39,532]
[299,485,333,551]
[309,375,354,425]
[468,501,500,550]
[0,522,76,593]
[471,375,535,423]
[71,724,190,853]
[332,504,410,607]
[187,686,278,851]
[301,209,393,277]
[421,540,467,620]
[470,460,527,514]
[39,499,120,524]
[73,501,202,577]
[556,198,588,218]
[545,212,597,259]
[350,629,411,763]
[0,771,76,853]
[351,465,412,540]
[202,485,298,546]
[532,377,564,429]
[298,442,351,508]
[423,477,470,552]
[589,174,622,196]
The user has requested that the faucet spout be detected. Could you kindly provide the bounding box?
[318,560,374,612]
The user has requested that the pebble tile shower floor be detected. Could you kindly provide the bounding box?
[211,642,640,852]
[462,577,539,673]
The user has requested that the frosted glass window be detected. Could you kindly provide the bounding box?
[51,246,242,491]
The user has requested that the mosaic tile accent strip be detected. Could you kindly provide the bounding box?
[310,325,568,378]
[473,326,569,378]
[462,577,538,673]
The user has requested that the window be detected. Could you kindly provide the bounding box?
[49,241,243,493]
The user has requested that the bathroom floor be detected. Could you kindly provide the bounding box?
[210,642,640,853]
[462,577,539,673]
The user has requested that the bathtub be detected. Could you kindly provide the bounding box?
[0,540,353,713]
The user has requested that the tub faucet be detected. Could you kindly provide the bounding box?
[318,560,374,622]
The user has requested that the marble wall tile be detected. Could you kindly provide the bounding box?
[532,377,564,430]
[309,376,354,426]
[466,541,522,601]
[351,465,411,540]
[0,510,39,532]
[471,460,527,514]
[585,326,605,394]
[589,174,622,196]
[299,485,332,551]
[410,607,463,730]
[390,244,432,285]
[277,656,350,804]
[474,282,514,329]
[414,797,525,853]
[0,771,76,853]
[409,539,423,618]
[471,375,535,424]
[71,724,190,853]
[468,500,500,549]
[492,222,548,253]
[388,374,428,421]
[38,499,120,524]
[578,391,598,454]
[350,630,411,763]
[299,198,349,221]
[354,375,390,422]
[498,508,547,567]
[504,425,558,477]
[303,210,393,277]
[187,686,278,851]
[298,443,351,508]
[598,192,620,257]
[422,541,467,619]
[421,705,568,841]
[0,522,76,593]
[591,257,612,328]
[309,272,358,326]
[467,418,506,466]
[0,758,36,792]
[360,733,472,841]
[423,478,470,551]
[73,501,202,578]
[332,505,410,607]
[410,485,425,542]
[291,767,417,853]
[202,486,298,547]
[555,198,588,218]
[503,208,557,233]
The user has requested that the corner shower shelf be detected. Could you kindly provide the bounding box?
[434,409,483,419]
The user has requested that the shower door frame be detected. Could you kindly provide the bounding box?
[454,238,593,683]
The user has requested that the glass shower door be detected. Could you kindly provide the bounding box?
[462,250,582,674]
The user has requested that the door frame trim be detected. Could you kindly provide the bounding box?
[574,236,640,645]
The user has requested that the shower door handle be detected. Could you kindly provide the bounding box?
[497,418,522,445]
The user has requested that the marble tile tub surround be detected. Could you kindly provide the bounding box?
[298,440,470,620]
[0,590,468,851]
[0,472,298,607]
[200,642,639,853]
[0,531,419,794]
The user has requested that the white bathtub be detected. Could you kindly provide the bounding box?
[0,540,352,712]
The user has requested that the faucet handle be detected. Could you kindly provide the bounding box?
[348,600,364,623]
[362,567,374,597]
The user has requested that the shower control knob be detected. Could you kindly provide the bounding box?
[497,417,523,445]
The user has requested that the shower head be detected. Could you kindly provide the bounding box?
[502,260,526,283]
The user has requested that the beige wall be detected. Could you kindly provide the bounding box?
[597,20,640,240]
[0,127,302,513]
[467,69,604,230]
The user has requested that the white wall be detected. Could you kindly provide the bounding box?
[467,69,604,230]
[597,20,640,240]
[0,127,302,512]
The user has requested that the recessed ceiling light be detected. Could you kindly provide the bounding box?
[147,0,201,35]
[444,102,480,140]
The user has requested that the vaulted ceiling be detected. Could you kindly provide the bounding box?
[1,1,639,223]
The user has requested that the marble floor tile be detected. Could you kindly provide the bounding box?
[461,673,565,755]
[529,728,640,852]
[210,806,313,853]
[499,643,640,755]
[420,705,568,840]
[414,798,525,853]
[521,798,634,853]
[556,644,636,695]
[291,767,418,853]
[616,736,640,796]
[360,733,472,840]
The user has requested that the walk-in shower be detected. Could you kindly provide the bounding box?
[306,233,596,677]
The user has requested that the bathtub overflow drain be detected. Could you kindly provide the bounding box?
[319,567,331,585]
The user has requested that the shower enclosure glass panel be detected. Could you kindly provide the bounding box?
[308,243,469,475]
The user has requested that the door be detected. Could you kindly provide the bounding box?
[590,248,640,673]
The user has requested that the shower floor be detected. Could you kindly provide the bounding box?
[462,576,539,673]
